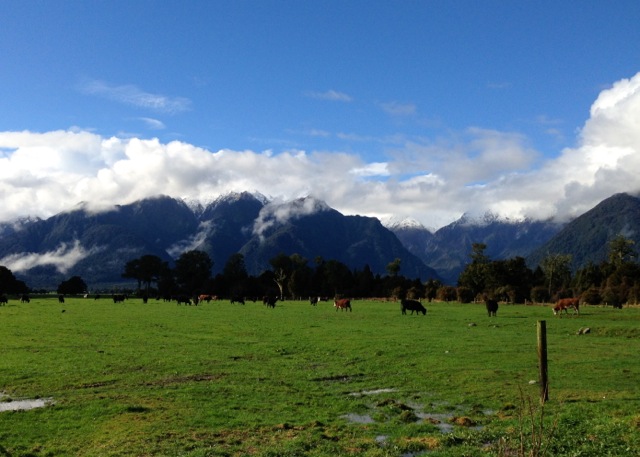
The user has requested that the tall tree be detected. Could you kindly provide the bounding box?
[57,276,87,295]
[458,242,490,297]
[540,253,572,296]
[174,250,213,295]
[222,253,248,283]
[0,266,29,294]
[608,235,637,268]
[222,253,249,296]
[386,258,402,277]
[123,255,169,294]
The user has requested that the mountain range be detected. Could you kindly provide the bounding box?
[1,191,639,290]
[0,193,438,289]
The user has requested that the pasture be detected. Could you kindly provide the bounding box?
[1,297,639,456]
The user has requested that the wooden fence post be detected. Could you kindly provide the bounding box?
[537,320,549,403]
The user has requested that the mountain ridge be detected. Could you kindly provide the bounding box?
[0,193,439,289]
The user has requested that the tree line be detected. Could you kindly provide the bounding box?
[2,234,639,306]
[456,235,640,306]
[118,251,426,301]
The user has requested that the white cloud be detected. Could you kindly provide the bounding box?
[0,240,103,274]
[80,79,191,114]
[253,197,330,240]
[305,89,353,102]
[380,101,417,116]
[138,117,166,130]
[0,72,639,230]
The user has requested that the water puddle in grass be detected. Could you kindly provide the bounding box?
[342,413,375,423]
[0,393,54,412]
[348,388,397,396]
[416,412,455,433]
[342,396,487,435]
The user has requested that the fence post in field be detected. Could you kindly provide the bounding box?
[537,320,549,403]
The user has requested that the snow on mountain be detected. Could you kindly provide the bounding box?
[453,211,526,228]
[381,216,431,232]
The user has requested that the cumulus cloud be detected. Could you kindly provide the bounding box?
[0,72,639,230]
[80,79,191,114]
[0,240,103,274]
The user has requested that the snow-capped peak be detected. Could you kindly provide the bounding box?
[455,210,524,227]
[382,216,428,231]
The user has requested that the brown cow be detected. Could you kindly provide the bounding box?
[334,298,352,312]
[553,297,580,316]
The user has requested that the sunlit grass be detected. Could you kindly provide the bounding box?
[1,297,639,456]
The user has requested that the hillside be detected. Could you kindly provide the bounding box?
[0,193,439,289]
[527,192,640,270]
[389,213,564,284]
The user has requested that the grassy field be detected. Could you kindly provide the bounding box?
[1,297,639,456]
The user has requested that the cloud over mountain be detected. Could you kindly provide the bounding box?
[1,72,639,229]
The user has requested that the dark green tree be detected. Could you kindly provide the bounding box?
[123,255,169,294]
[57,276,87,295]
[386,258,401,277]
[174,250,213,295]
[221,253,249,297]
[424,278,442,302]
[222,253,248,284]
[0,266,29,294]
[322,259,353,296]
[540,253,572,297]
[458,242,490,297]
[608,235,637,268]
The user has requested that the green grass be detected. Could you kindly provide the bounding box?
[1,297,639,456]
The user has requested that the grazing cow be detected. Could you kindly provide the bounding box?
[553,297,580,316]
[0,295,7,305]
[94,294,101,300]
[175,295,192,305]
[198,294,213,303]
[20,294,30,303]
[309,296,319,306]
[400,299,427,315]
[485,299,499,317]
[58,295,65,303]
[112,294,126,303]
[263,296,278,308]
[334,298,352,312]
[230,296,245,305]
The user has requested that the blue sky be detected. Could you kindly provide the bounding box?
[1,1,640,230]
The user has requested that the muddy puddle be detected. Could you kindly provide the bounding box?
[349,388,397,396]
[0,393,53,412]
[342,394,488,435]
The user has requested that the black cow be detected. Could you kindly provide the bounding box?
[230,296,245,305]
[58,295,65,303]
[485,299,499,317]
[20,294,30,303]
[113,294,126,303]
[309,296,319,306]
[175,296,192,305]
[0,295,7,305]
[400,299,427,315]
[263,296,278,308]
